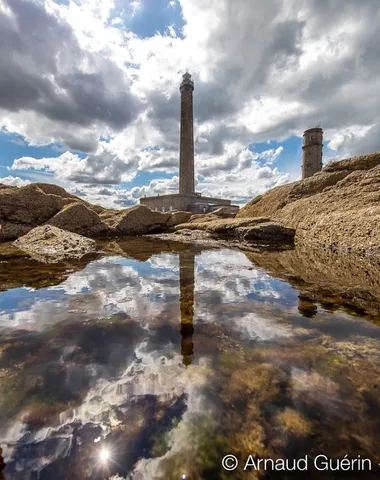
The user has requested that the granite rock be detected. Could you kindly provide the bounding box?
[100,205,171,235]
[46,202,110,237]
[13,225,96,263]
[238,151,380,252]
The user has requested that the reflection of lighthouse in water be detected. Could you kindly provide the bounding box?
[179,250,196,367]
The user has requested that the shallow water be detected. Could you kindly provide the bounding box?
[1,239,380,479]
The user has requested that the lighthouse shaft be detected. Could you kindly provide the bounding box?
[179,73,195,196]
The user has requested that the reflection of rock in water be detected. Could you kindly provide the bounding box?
[298,293,318,318]
[246,245,380,322]
[179,250,196,366]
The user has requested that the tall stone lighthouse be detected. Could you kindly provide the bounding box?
[302,127,323,179]
[179,72,195,195]
[139,72,239,214]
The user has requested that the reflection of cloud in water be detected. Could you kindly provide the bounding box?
[0,257,180,330]
[234,312,293,341]
[196,250,291,306]
[2,246,380,476]
[0,249,296,334]
[61,343,212,427]
[148,254,180,273]
[0,248,305,476]
[2,340,213,476]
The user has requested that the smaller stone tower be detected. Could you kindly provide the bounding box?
[302,127,323,179]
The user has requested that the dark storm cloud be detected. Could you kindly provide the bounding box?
[146,91,179,122]
[0,0,141,150]
[195,124,253,157]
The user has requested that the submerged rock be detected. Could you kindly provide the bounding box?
[13,225,96,263]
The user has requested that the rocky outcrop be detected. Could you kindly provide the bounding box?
[33,183,104,213]
[182,208,238,226]
[0,182,238,243]
[46,202,110,237]
[0,184,65,240]
[175,217,295,245]
[0,183,106,241]
[238,151,380,252]
[100,205,171,235]
[32,183,78,200]
[0,182,192,242]
[237,222,295,243]
[187,213,218,224]
[165,211,192,228]
[0,184,65,225]
[0,183,17,191]
[209,206,238,218]
[13,225,96,263]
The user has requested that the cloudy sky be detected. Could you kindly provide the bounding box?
[0,0,379,208]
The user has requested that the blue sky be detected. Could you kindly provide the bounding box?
[121,0,185,39]
[1,0,379,207]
